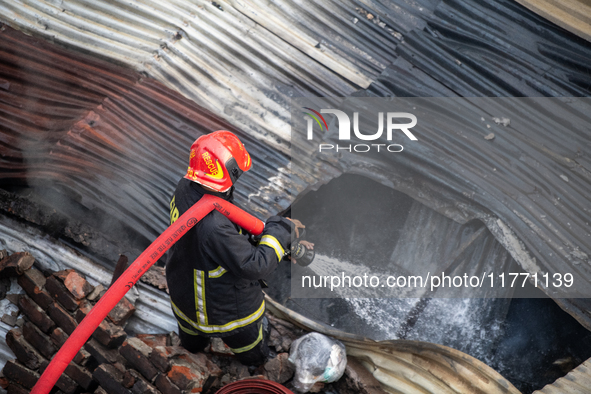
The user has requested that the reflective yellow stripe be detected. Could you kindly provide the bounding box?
[194,269,207,326]
[178,323,200,336]
[172,300,266,334]
[260,235,284,261]
[231,324,263,354]
[208,266,227,278]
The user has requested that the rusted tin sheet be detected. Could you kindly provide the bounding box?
[1,0,588,149]
[0,25,291,249]
[0,0,404,148]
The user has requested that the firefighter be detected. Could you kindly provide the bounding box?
[166,130,309,366]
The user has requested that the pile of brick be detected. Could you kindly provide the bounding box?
[0,250,385,394]
[0,251,303,394]
[0,250,138,393]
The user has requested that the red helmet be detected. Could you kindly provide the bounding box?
[184,130,252,192]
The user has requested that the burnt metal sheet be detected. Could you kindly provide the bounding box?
[295,95,591,326]
[367,0,591,98]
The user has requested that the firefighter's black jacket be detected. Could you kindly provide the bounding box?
[166,178,292,337]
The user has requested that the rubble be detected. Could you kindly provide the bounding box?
[60,270,94,300]
[0,252,35,278]
[108,296,136,326]
[22,322,57,359]
[120,338,159,381]
[87,284,104,301]
[262,353,295,384]
[1,313,17,327]
[354,7,403,40]
[47,302,79,334]
[46,275,80,312]
[18,295,55,333]
[39,359,80,394]
[492,116,511,127]
[1,251,374,393]
[140,266,168,292]
[3,360,40,390]
[6,328,44,370]
[93,363,131,394]
[17,269,53,309]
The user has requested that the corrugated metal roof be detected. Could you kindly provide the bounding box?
[296,95,591,323]
[0,25,294,252]
[366,0,591,97]
[0,0,408,148]
[336,0,591,328]
[1,0,591,389]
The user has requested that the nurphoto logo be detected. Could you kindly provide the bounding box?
[303,107,418,153]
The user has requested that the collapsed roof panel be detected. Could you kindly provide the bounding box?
[267,297,522,394]
[294,94,591,319]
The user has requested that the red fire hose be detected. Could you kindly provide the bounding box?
[215,379,294,393]
[31,194,265,394]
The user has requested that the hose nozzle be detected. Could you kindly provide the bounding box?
[290,239,315,267]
